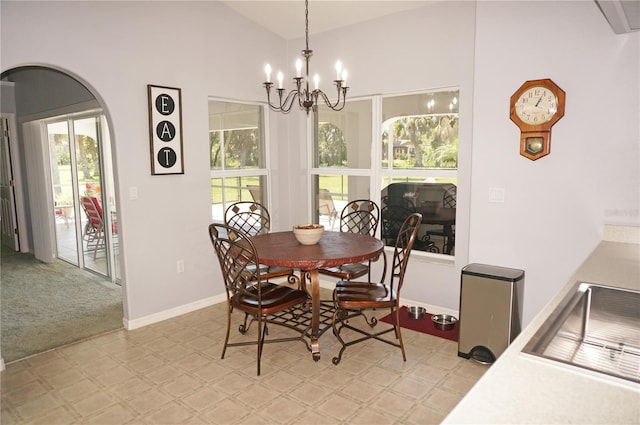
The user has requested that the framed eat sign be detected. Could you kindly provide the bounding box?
[148,84,184,175]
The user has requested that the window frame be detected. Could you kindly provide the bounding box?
[310,88,459,257]
[208,97,271,222]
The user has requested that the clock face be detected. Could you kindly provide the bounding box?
[514,86,558,125]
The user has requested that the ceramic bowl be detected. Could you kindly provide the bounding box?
[431,314,458,331]
[293,224,324,245]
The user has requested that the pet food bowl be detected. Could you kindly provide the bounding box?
[293,224,324,245]
[431,314,458,331]
[407,306,426,320]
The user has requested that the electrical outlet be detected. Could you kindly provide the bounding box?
[176,259,184,273]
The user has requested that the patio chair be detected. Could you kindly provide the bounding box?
[80,196,105,259]
[331,212,422,365]
[208,223,310,375]
[318,188,338,229]
[426,185,456,253]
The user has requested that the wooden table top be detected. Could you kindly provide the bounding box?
[251,231,384,270]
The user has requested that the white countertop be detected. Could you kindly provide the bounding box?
[443,227,640,424]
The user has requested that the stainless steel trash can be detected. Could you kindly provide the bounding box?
[458,263,524,364]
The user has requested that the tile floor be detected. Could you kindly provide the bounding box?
[1,290,488,424]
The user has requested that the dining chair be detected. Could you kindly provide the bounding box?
[224,201,297,283]
[318,199,380,281]
[208,223,310,375]
[331,212,422,365]
[426,185,456,253]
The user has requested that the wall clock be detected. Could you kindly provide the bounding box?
[510,79,565,161]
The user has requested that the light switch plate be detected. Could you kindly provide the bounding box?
[489,187,505,203]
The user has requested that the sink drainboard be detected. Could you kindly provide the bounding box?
[523,282,640,383]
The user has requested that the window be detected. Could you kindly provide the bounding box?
[313,89,459,255]
[208,99,268,222]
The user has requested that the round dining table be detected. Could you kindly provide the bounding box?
[251,230,385,361]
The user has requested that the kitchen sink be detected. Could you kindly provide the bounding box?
[523,282,640,383]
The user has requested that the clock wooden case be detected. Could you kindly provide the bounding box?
[510,79,565,161]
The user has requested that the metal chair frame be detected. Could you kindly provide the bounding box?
[318,199,381,282]
[209,223,310,375]
[331,213,422,365]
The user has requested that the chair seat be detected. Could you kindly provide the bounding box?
[334,281,394,309]
[232,283,308,315]
[319,262,369,280]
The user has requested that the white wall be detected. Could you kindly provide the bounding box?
[1,1,287,322]
[471,0,639,323]
[1,1,638,328]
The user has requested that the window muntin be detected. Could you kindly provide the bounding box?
[209,100,268,222]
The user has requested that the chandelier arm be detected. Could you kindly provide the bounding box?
[265,84,300,114]
[262,0,348,114]
[315,88,347,112]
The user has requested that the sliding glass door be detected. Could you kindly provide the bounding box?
[47,113,118,280]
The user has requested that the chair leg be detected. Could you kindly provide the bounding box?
[331,308,348,365]
[221,304,232,360]
[257,318,267,376]
[393,306,406,361]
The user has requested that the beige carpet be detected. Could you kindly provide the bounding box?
[1,247,123,363]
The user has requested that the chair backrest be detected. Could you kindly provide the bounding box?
[246,185,262,204]
[208,223,262,301]
[224,201,271,237]
[389,212,422,295]
[443,186,457,208]
[381,202,416,245]
[339,200,380,236]
[318,188,337,217]
[80,196,103,229]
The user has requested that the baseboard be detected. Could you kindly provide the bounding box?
[124,280,457,332]
[124,293,227,330]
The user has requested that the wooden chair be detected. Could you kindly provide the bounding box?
[208,223,310,375]
[318,200,380,281]
[224,201,297,283]
[331,212,422,365]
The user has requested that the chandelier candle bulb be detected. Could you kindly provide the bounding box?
[262,0,348,114]
[342,70,348,85]
[296,59,302,78]
[264,64,271,83]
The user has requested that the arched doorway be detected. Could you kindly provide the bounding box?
[0,65,123,363]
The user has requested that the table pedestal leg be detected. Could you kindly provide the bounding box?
[308,269,321,361]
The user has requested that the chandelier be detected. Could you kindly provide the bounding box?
[263,0,349,114]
